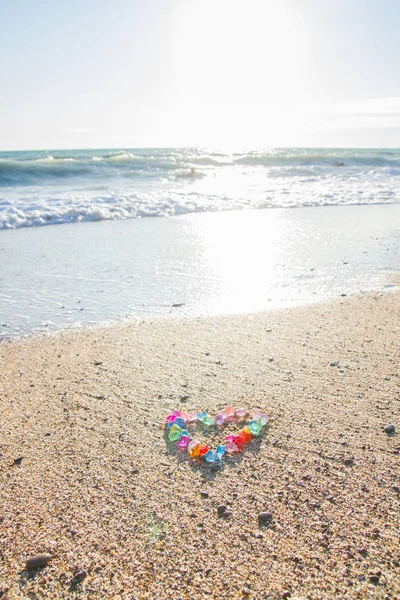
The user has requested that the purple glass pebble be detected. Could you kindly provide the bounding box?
[178,435,191,449]
[235,408,248,419]
[250,408,261,419]
[215,413,225,426]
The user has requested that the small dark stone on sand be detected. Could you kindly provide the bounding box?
[384,424,395,434]
[94,361,103,366]
[205,568,212,577]
[258,511,273,523]
[359,548,368,556]
[0,516,5,523]
[26,554,52,569]
[13,457,24,466]
[200,491,209,499]
[282,592,291,599]
[71,570,87,585]
[223,511,233,519]
[344,458,354,466]
[180,395,190,402]
[217,504,228,516]
[369,574,380,584]
[330,361,338,367]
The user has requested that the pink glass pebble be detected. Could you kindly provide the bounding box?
[188,412,198,422]
[172,409,181,417]
[178,435,191,449]
[180,411,190,422]
[235,408,248,419]
[165,414,176,423]
[225,435,236,443]
[215,413,225,426]
[225,441,239,453]
[224,406,235,422]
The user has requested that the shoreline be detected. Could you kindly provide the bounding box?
[1,204,399,340]
[1,292,399,598]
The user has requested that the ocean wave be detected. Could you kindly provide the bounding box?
[0,147,399,229]
[2,147,400,188]
[1,185,398,230]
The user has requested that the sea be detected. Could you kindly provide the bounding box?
[0,148,399,339]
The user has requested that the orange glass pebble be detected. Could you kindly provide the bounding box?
[239,428,251,444]
[188,440,201,458]
[199,445,210,457]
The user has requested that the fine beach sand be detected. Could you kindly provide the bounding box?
[1,292,399,599]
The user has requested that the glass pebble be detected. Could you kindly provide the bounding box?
[215,445,226,459]
[199,445,210,457]
[239,428,251,444]
[215,413,225,426]
[224,406,235,422]
[235,408,248,419]
[204,450,217,463]
[174,417,185,428]
[188,439,201,458]
[178,435,191,449]
[168,424,182,442]
[249,420,261,436]
[225,441,239,453]
[203,415,215,426]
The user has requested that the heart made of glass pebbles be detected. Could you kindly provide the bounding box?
[165,406,269,464]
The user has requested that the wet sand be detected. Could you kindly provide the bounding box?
[0,292,399,599]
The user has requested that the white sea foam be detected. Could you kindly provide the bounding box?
[0,148,399,229]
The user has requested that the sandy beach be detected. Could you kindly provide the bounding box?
[0,291,399,599]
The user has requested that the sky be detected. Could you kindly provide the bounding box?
[1,0,400,150]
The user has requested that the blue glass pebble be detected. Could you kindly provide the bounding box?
[204,450,217,463]
[197,411,207,420]
[215,445,226,459]
[175,417,185,428]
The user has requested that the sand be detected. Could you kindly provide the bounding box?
[0,292,399,599]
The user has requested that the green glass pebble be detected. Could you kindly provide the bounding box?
[249,420,261,436]
[203,415,215,426]
[168,424,182,442]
